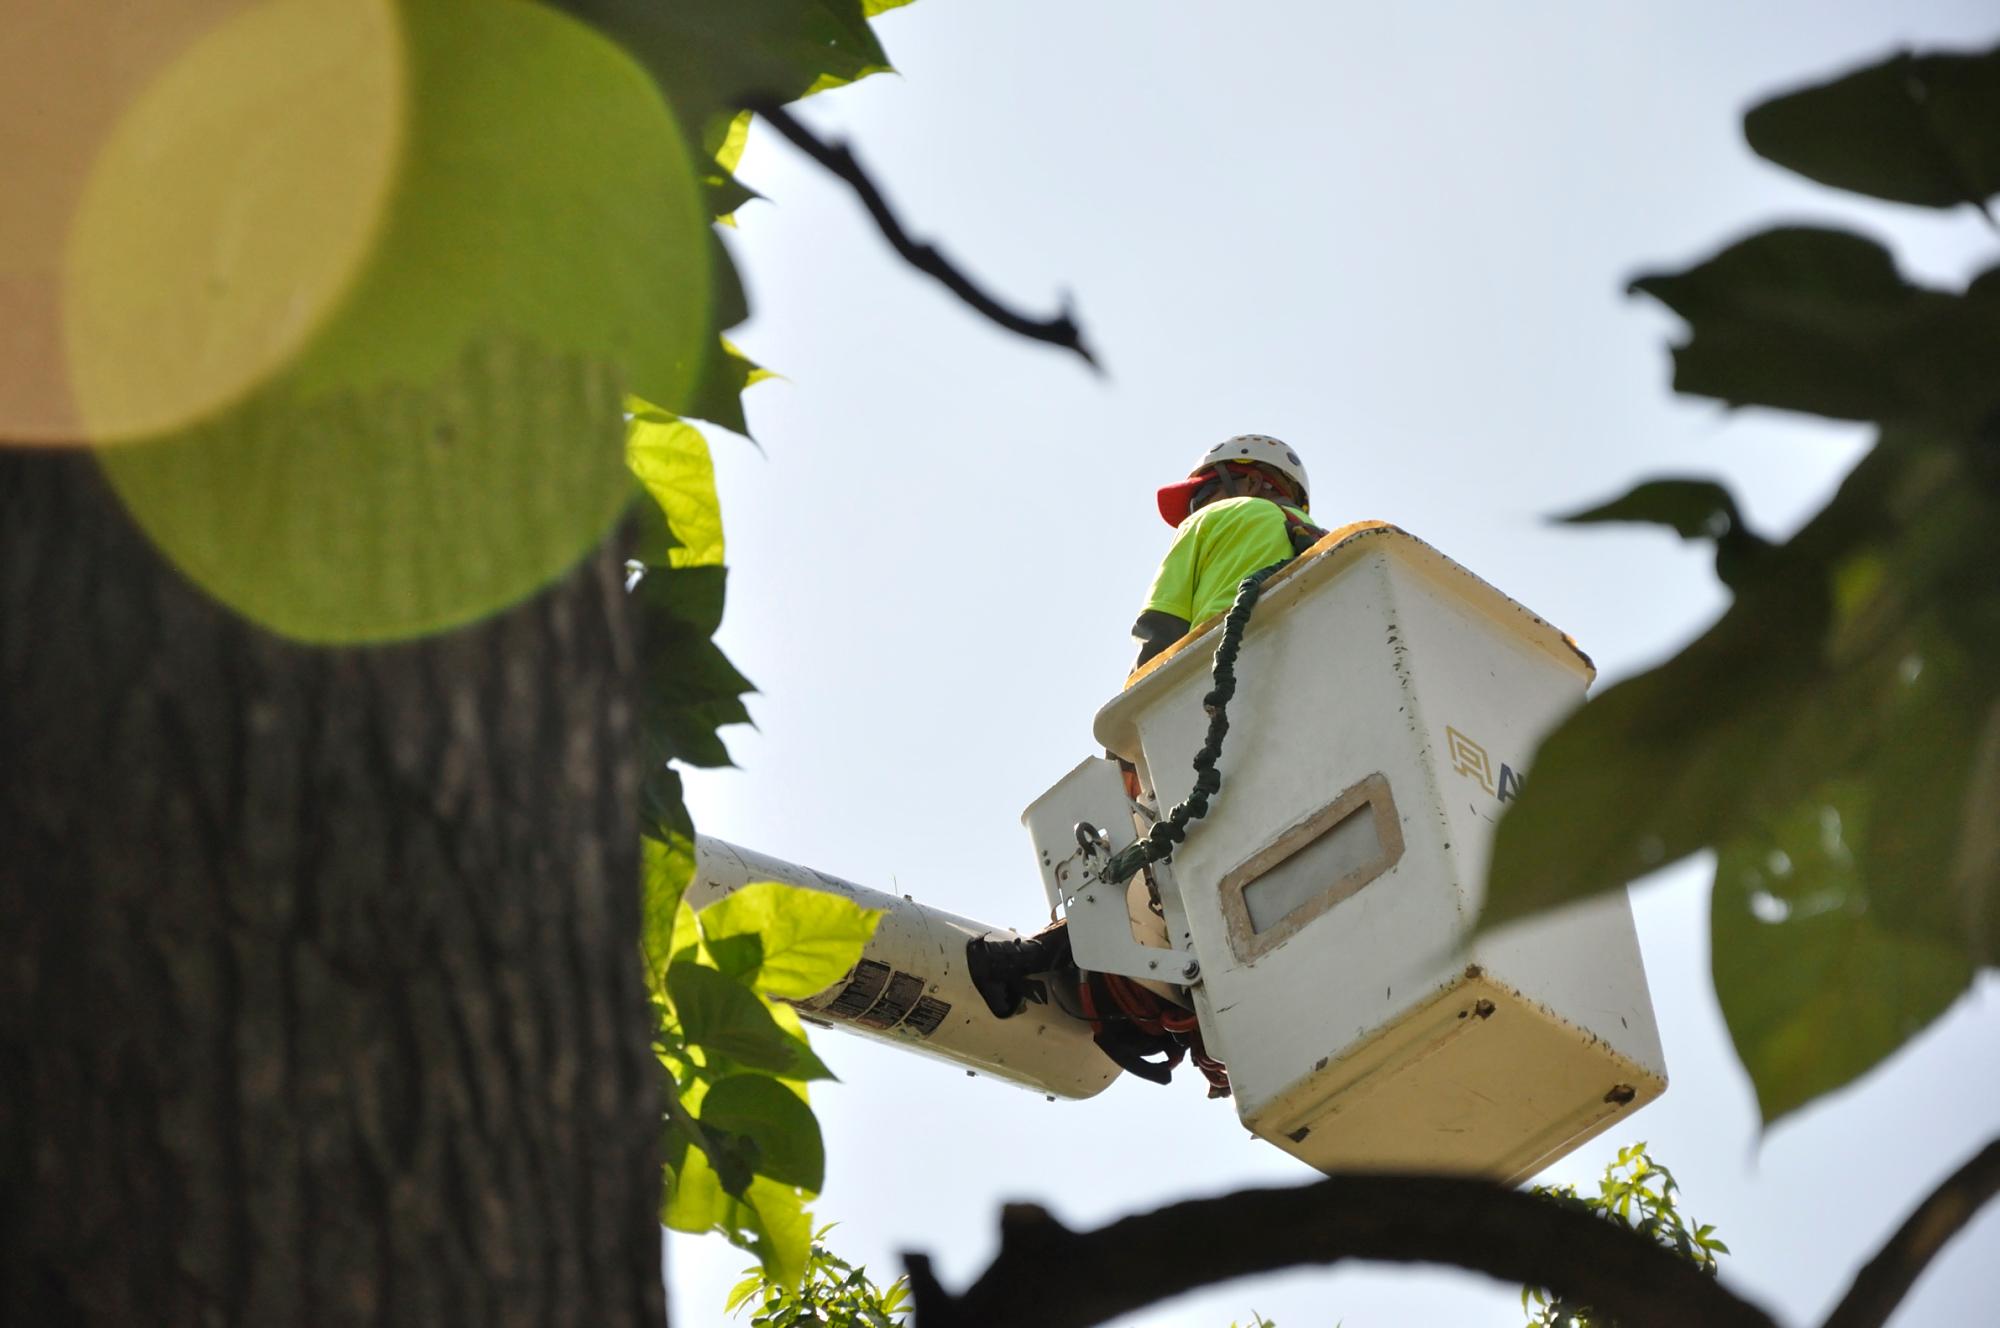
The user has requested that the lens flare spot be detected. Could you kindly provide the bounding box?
[60,0,404,443]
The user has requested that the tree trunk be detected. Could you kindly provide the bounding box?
[0,451,665,1327]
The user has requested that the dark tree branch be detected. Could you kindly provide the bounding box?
[1821,1135,2000,1328]
[905,1175,1777,1328]
[746,99,1100,371]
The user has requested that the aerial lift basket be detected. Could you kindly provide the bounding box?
[1026,523,1667,1183]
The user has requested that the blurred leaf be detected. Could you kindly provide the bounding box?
[669,961,834,1080]
[701,1074,827,1191]
[1712,787,1972,1123]
[700,881,884,999]
[99,0,711,642]
[1558,477,1769,588]
[641,763,694,846]
[1493,435,2000,1119]
[628,408,726,569]
[682,339,775,438]
[1560,479,1750,542]
[1630,226,2000,436]
[726,1273,764,1315]
[1744,45,2000,210]
[554,0,892,165]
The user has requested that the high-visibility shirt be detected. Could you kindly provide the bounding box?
[1142,496,1310,627]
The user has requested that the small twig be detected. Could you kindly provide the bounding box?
[906,1175,1777,1328]
[746,98,1100,371]
[1821,1135,2000,1328]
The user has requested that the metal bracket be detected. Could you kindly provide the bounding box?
[1022,756,1195,984]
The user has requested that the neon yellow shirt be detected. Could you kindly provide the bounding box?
[1142,496,1309,626]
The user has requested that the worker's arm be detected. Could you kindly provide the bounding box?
[1130,609,1191,671]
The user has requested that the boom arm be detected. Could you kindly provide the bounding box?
[689,836,1119,1100]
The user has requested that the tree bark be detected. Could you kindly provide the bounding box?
[0,450,664,1327]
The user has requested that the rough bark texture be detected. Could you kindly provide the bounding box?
[1,450,665,1327]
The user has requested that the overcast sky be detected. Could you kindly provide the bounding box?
[669,3,2000,1324]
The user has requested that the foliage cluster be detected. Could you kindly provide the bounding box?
[1524,1144,1727,1328]
[1487,44,2000,1125]
[727,1227,913,1327]
[640,827,882,1287]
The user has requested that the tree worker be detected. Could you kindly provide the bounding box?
[966,436,1327,1094]
[1130,434,1325,672]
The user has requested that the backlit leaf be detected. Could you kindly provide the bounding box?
[628,407,726,569]
[643,832,698,992]
[663,1151,814,1289]
[699,881,883,999]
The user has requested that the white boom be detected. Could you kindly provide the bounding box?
[687,836,1118,1100]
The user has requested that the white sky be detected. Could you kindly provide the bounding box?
[668,3,2000,1324]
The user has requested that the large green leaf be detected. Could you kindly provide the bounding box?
[663,1154,814,1289]
[700,1073,827,1191]
[1744,45,2000,210]
[99,0,712,642]
[699,881,883,999]
[1629,228,2000,437]
[1712,787,1972,1123]
[667,960,835,1081]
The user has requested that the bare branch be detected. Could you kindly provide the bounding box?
[1822,1135,2000,1328]
[905,1175,1777,1328]
[746,99,1100,371]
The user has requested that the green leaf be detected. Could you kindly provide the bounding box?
[1744,45,2000,211]
[664,1154,814,1289]
[701,1073,828,1191]
[681,339,776,439]
[555,0,894,182]
[726,1274,765,1314]
[1629,226,2000,437]
[641,764,694,846]
[99,0,712,642]
[643,832,699,992]
[628,408,726,569]
[639,566,757,769]
[699,881,884,999]
[669,961,835,1080]
[1712,787,1972,1123]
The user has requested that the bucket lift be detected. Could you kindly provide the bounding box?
[687,524,1666,1182]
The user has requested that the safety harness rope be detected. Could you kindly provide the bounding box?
[1098,557,1290,887]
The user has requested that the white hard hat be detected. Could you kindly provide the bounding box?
[1157,434,1310,526]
